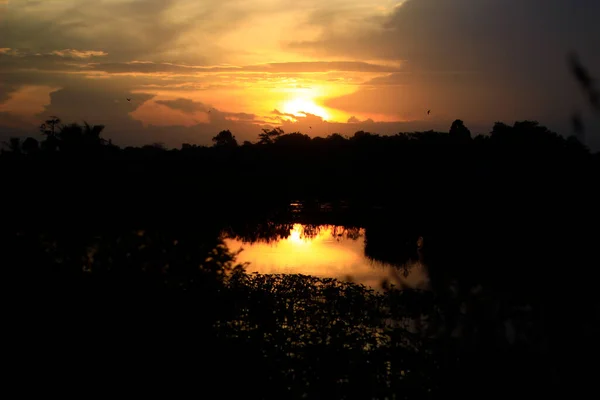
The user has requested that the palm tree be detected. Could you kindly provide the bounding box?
[258,127,284,145]
[83,121,106,146]
[40,116,61,137]
[55,121,106,152]
[40,116,61,152]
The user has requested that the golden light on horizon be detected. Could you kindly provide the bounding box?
[281,97,330,121]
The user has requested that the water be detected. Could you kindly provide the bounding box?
[225,223,429,290]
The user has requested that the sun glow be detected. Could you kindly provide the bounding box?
[288,225,310,246]
[224,223,430,290]
[281,97,330,121]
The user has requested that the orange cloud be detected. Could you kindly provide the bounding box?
[50,49,108,59]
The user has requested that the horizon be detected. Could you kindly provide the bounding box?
[1,0,599,149]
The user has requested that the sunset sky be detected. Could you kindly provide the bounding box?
[1,0,599,148]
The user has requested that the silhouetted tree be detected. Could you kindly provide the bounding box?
[1,111,599,399]
[212,130,238,147]
[40,116,61,137]
[22,137,39,154]
[325,133,348,144]
[490,122,513,141]
[57,123,84,152]
[83,122,106,146]
[258,127,284,145]
[55,122,105,152]
[351,131,372,141]
[274,132,311,146]
[449,119,471,141]
[40,116,61,152]
[181,143,201,150]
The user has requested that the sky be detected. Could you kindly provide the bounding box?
[1,0,599,148]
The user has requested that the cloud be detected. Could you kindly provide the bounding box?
[228,112,256,121]
[287,0,600,144]
[240,61,400,74]
[50,49,108,59]
[272,109,299,119]
[2,1,599,149]
[289,0,600,87]
[2,1,385,66]
[0,0,233,66]
[156,98,207,114]
[0,82,19,104]
[81,60,399,75]
[32,82,156,144]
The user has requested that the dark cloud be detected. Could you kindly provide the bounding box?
[240,61,399,73]
[0,52,85,74]
[83,61,400,75]
[0,83,19,104]
[228,112,256,121]
[289,0,600,89]
[33,83,155,146]
[49,49,108,59]
[289,0,600,146]
[289,1,599,70]
[154,98,255,121]
[1,0,209,64]
[0,55,399,78]
[272,109,298,119]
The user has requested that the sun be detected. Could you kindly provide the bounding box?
[281,97,330,121]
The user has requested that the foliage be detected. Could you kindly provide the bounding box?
[212,129,238,147]
[258,127,285,144]
[1,112,599,398]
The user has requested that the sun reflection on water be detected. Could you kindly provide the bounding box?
[224,224,429,290]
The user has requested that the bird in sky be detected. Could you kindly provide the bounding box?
[427,110,431,115]
[126,98,131,102]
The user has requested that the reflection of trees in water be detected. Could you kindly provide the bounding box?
[225,222,364,244]
[6,223,444,398]
[223,222,295,244]
[299,224,364,241]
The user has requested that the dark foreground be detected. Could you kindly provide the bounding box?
[2,120,600,398]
